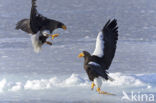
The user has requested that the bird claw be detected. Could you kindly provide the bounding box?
[96,88,115,96]
[99,91,116,96]
[91,83,95,90]
[51,34,59,40]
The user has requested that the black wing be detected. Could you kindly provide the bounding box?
[102,19,118,69]
[30,0,63,33]
[92,19,118,70]
[30,0,45,33]
[16,19,33,34]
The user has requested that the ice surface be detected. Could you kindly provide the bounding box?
[0,73,155,103]
[0,0,156,103]
[0,73,154,92]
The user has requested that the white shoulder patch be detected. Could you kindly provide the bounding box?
[88,62,101,67]
[92,32,104,57]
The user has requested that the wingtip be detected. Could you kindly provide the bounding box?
[112,18,117,22]
[15,23,20,30]
[32,0,37,7]
[103,19,118,31]
[15,27,18,30]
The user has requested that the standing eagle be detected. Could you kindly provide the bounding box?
[16,0,67,53]
[78,19,118,95]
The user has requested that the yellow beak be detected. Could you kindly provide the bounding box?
[62,25,67,30]
[78,52,84,58]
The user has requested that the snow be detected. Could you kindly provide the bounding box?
[9,82,22,92]
[0,73,155,92]
[0,79,7,93]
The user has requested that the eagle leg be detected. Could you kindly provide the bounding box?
[51,34,59,40]
[46,41,52,45]
[91,82,95,90]
[96,88,116,96]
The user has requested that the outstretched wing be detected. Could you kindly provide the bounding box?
[16,19,33,34]
[30,0,46,33]
[92,19,118,70]
[30,0,62,33]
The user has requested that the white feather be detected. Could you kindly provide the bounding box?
[94,76,114,89]
[42,30,50,37]
[94,77,102,88]
[92,32,104,57]
[31,34,42,53]
[88,62,101,67]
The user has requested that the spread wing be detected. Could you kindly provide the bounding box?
[16,19,33,34]
[92,19,118,70]
[30,0,45,33]
[30,0,62,33]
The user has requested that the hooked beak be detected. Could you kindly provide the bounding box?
[78,52,85,58]
[62,25,67,30]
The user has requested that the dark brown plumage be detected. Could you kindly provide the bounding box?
[15,0,67,52]
[82,51,109,81]
[78,19,118,94]
[16,0,66,34]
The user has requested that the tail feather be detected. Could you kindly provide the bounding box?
[31,35,42,53]
[102,75,114,82]
[108,76,114,81]
[103,72,114,81]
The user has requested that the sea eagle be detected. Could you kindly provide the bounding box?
[78,19,118,95]
[16,0,67,53]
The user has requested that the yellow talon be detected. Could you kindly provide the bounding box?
[91,83,95,90]
[51,34,59,40]
[96,88,101,92]
[96,88,115,96]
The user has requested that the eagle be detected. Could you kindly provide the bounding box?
[16,0,67,53]
[78,19,118,95]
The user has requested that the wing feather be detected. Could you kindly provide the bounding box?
[30,0,63,33]
[16,19,33,34]
[30,0,45,33]
[92,32,104,57]
[102,19,118,69]
[92,19,118,70]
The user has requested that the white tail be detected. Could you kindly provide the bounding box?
[31,35,42,53]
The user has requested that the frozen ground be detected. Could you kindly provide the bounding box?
[0,0,156,103]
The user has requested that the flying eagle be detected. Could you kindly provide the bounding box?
[16,0,67,53]
[78,19,118,95]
